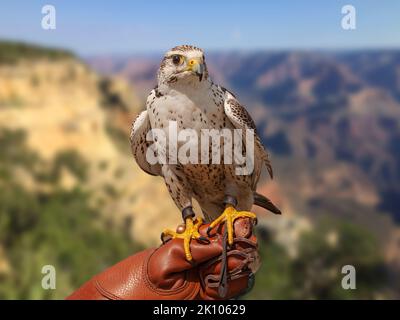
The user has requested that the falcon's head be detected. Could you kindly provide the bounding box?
[157,45,209,86]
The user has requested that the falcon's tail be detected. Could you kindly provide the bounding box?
[253,192,281,215]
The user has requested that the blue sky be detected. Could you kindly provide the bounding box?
[0,0,399,55]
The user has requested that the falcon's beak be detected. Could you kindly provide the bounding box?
[186,58,204,81]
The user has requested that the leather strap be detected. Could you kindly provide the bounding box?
[223,195,237,207]
[218,226,228,298]
[181,206,195,220]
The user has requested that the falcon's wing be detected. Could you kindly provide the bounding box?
[223,89,273,179]
[130,110,162,176]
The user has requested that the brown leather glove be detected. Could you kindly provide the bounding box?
[66,217,259,300]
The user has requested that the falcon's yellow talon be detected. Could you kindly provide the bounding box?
[161,217,204,261]
[209,205,256,245]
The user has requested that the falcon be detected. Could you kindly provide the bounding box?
[130,45,280,261]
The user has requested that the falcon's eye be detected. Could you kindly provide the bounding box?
[171,54,183,66]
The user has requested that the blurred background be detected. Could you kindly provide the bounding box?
[0,0,400,299]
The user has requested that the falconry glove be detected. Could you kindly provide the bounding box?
[66,217,259,300]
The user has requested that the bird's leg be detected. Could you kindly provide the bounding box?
[161,207,207,261]
[160,167,207,260]
[207,196,257,245]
